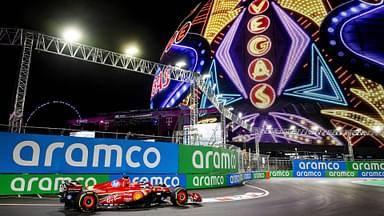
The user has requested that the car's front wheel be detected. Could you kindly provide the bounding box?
[171,187,188,207]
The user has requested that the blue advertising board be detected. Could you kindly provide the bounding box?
[109,174,187,188]
[242,172,253,181]
[292,160,346,177]
[227,173,242,186]
[0,132,178,174]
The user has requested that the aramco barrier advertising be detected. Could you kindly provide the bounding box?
[0,132,178,173]
[178,145,239,174]
[0,174,110,195]
[292,160,384,177]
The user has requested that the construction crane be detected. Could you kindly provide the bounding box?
[0,28,253,137]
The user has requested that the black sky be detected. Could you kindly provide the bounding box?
[0,0,202,127]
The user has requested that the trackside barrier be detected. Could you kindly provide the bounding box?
[292,160,384,177]
[0,174,110,195]
[178,145,239,174]
[0,172,266,195]
[0,132,179,174]
[2,132,382,195]
[0,132,246,195]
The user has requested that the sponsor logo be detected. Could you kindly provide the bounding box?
[270,170,291,177]
[243,173,253,181]
[295,171,323,177]
[350,162,384,171]
[327,171,356,177]
[192,150,237,170]
[192,175,225,187]
[228,174,242,185]
[253,172,266,179]
[12,141,161,169]
[360,171,384,177]
[10,176,97,192]
[131,176,181,188]
[294,160,345,171]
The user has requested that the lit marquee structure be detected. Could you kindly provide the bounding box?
[150,0,384,153]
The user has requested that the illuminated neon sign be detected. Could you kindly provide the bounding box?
[175,22,192,44]
[216,10,248,98]
[247,15,270,34]
[250,83,276,109]
[272,2,311,95]
[151,67,170,98]
[248,58,273,82]
[247,0,275,110]
[248,0,270,15]
[247,35,271,57]
[164,21,192,53]
[200,60,243,109]
[284,44,348,106]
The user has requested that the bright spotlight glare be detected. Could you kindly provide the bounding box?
[62,27,81,42]
[238,112,243,118]
[175,61,187,68]
[336,126,342,131]
[266,124,272,130]
[125,46,139,56]
[373,125,383,133]
[202,74,211,79]
[311,125,319,131]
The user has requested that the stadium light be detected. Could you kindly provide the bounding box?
[62,27,81,42]
[311,125,319,131]
[202,74,211,79]
[373,125,383,133]
[124,45,139,56]
[175,61,187,68]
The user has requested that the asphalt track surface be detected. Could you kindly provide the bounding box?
[1,178,384,216]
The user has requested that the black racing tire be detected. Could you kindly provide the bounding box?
[77,191,98,212]
[171,187,188,207]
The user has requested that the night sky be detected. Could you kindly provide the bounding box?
[0,0,202,127]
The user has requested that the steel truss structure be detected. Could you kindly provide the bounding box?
[0,27,253,135]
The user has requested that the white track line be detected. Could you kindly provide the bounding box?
[202,183,269,203]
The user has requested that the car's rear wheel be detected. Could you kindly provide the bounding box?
[78,191,98,212]
[171,187,188,206]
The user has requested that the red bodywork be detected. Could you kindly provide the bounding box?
[87,178,174,206]
[60,177,202,212]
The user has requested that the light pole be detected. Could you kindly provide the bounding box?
[346,132,354,161]
[221,110,226,148]
[336,127,354,161]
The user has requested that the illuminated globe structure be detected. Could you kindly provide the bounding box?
[150,0,384,152]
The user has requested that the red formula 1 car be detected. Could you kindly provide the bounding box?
[59,176,202,212]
